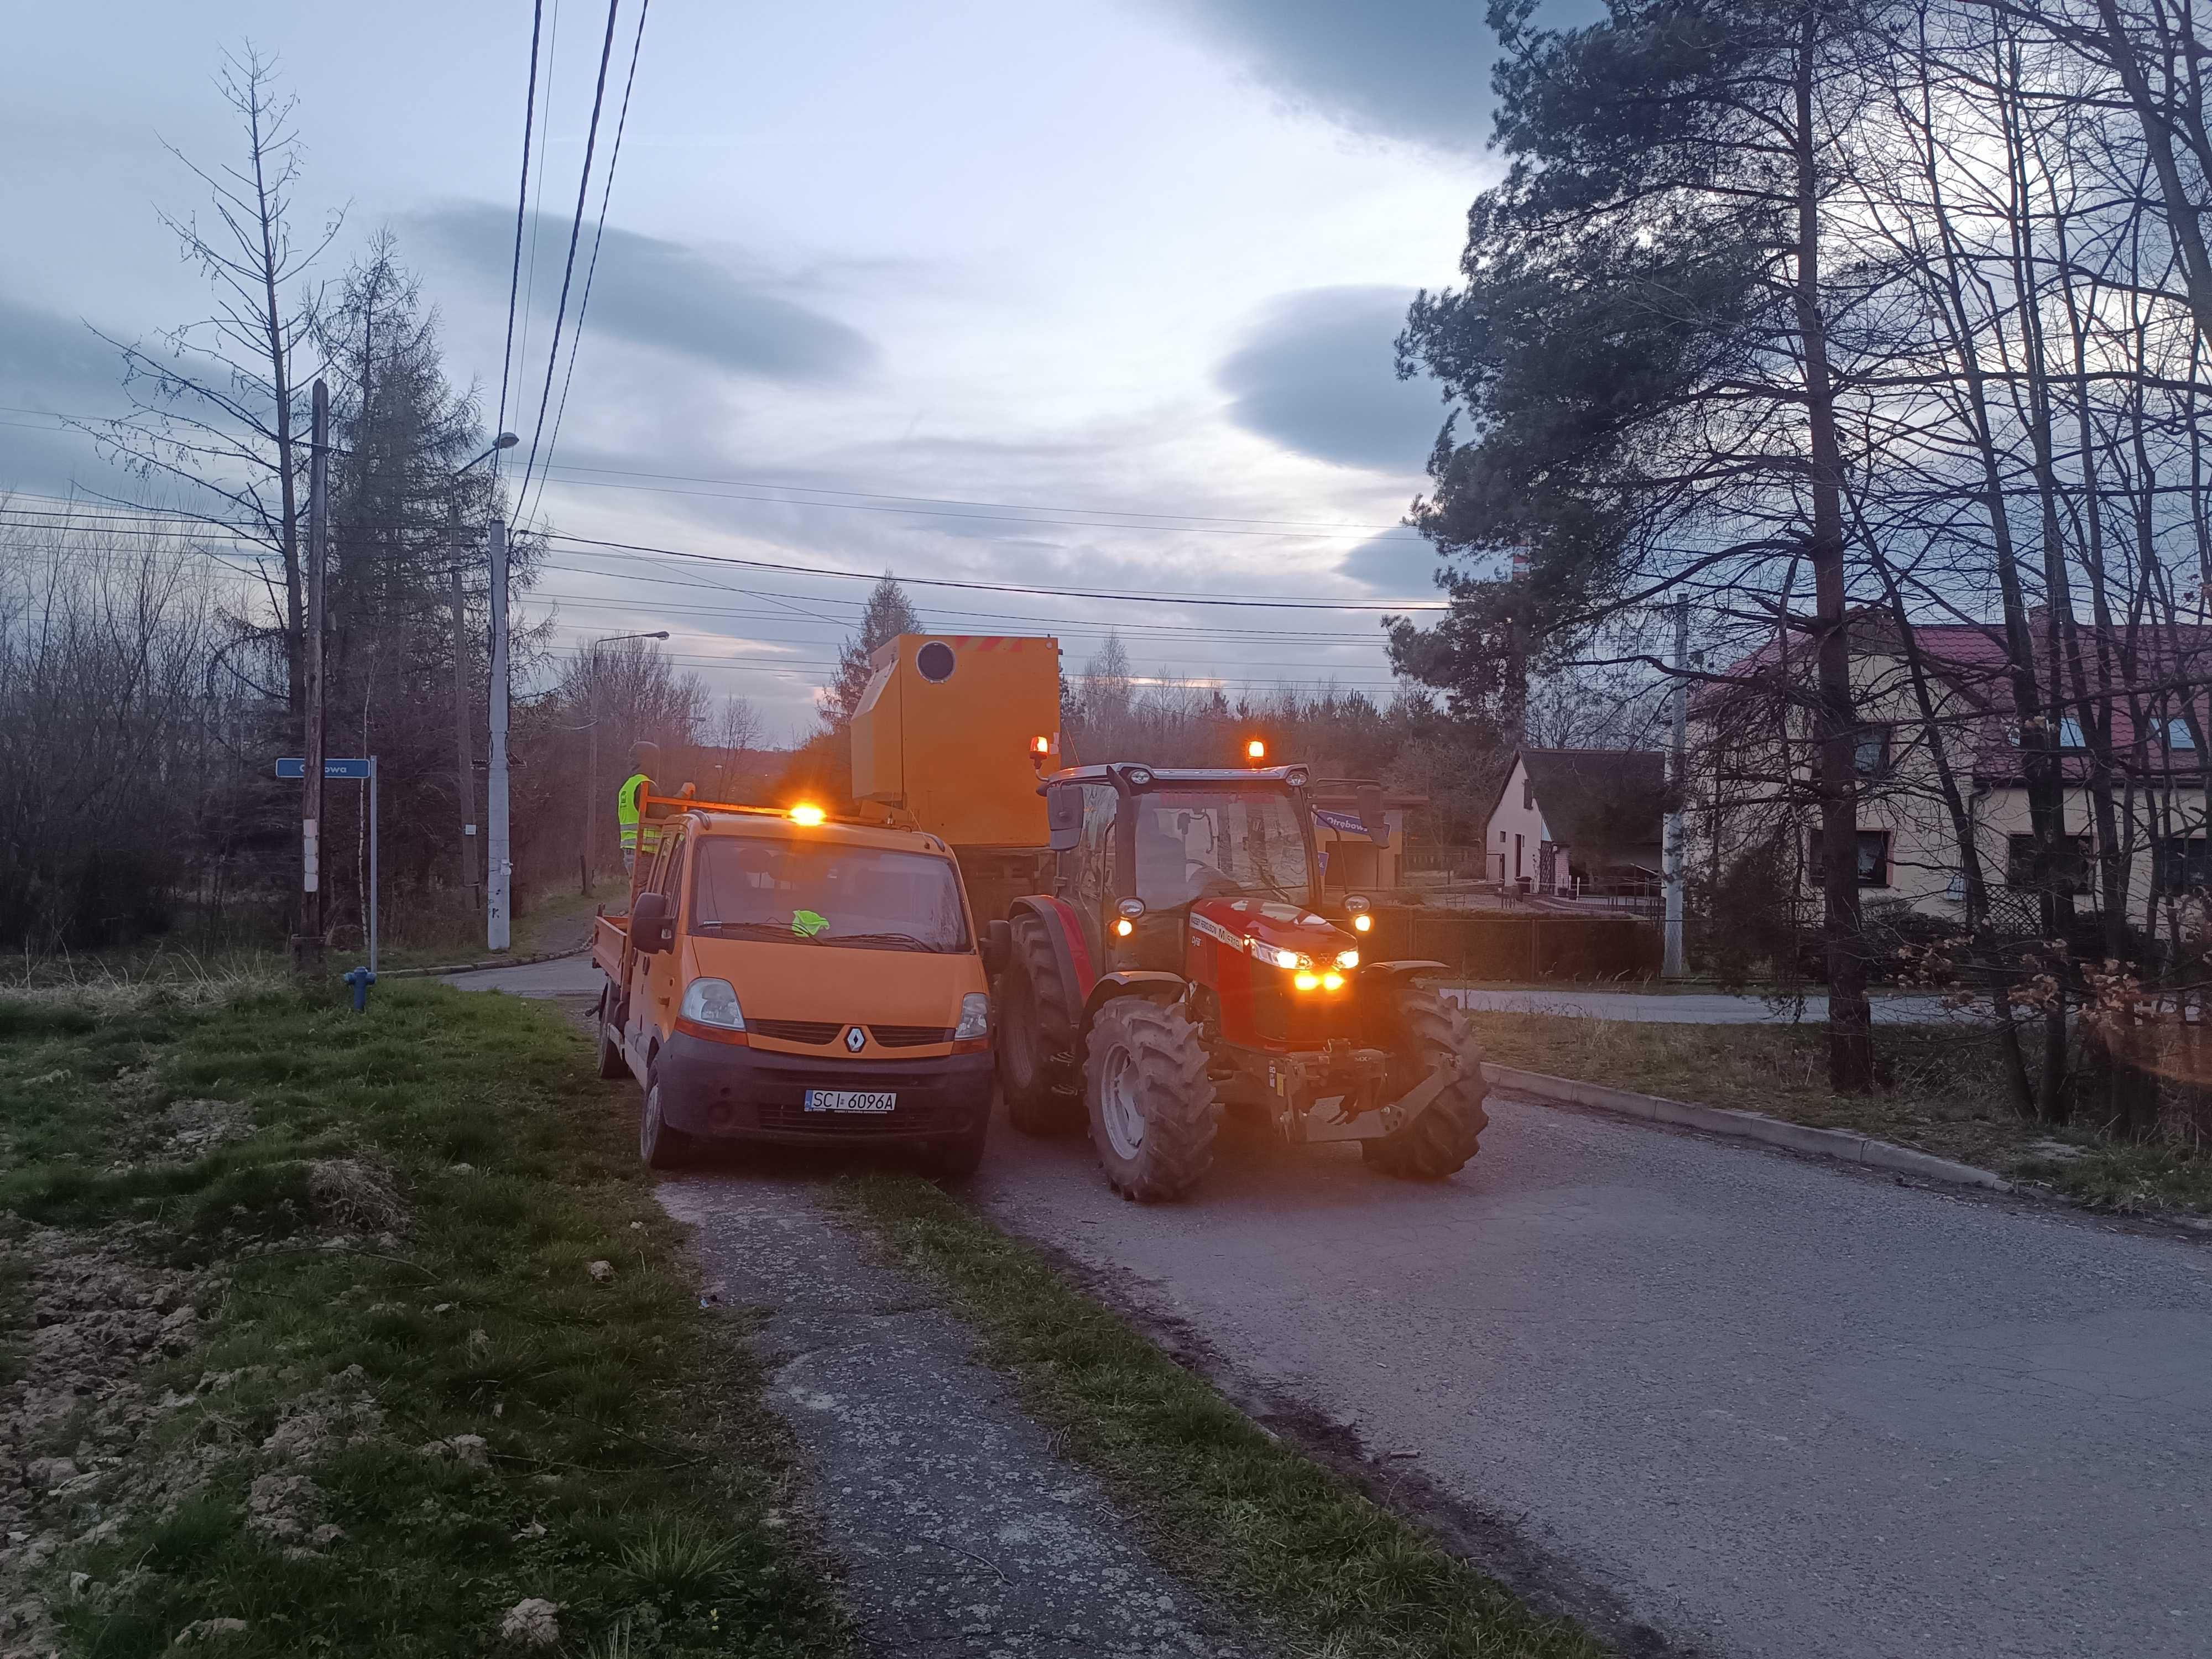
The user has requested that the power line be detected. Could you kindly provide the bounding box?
[497,0,548,452]
[536,468,1422,539]
[535,459,1423,535]
[515,0,625,513]
[523,0,650,530]
[542,531,1446,611]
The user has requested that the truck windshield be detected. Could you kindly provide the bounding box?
[1130,788,1311,909]
[690,838,970,952]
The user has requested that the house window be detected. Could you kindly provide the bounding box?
[2005,833,2091,895]
[2056,716,2087,750]
[2164,718,2197,752]
[1522,776,1534,810]
[2154,837,2212,893]
[1853,726,1892,777]
[1807,827,1892,888]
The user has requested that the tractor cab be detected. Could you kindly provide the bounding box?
[1042,763,1338,989]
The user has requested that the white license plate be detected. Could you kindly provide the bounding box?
[805,1089,897,1114]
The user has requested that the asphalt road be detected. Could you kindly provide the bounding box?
[449,953,2212,1656]
[976,1102,2212,1659]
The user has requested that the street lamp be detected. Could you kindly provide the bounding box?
[581,630,672,895]
[460,431,520,475]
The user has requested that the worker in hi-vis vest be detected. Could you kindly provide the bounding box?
[617,741,662,875]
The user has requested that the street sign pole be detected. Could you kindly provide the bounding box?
[368,755,380,975]
[276,756,379,975]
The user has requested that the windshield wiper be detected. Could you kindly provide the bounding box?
[829,931,942,952]
[695,920,818,940]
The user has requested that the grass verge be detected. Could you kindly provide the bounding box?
[835,1173,1601,1659]
[1472,1012,2212,1217]
[0,979,842,1658]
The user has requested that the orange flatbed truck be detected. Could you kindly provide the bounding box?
[591,795,1008,1176]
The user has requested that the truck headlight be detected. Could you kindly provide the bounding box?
[679,977,746,1030]
[953,992,990,1040]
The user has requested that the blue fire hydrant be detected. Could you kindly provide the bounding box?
[343,966,377,1013]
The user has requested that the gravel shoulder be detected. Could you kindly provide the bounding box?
[660,1170,1264,1658]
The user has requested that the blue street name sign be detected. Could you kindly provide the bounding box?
[275,757,374,780]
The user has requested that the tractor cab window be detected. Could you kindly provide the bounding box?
[1131,788,1311,909]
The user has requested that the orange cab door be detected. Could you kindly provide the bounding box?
[632,831,688,1044]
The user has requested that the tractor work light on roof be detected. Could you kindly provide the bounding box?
[1245,738,1266,761]
[789,804,826,827]
[1031,735,1051,756]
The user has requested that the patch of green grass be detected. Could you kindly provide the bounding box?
[2,980,844,1658]
[837,1173,1600,1659]
[1473,1014,2212,1215]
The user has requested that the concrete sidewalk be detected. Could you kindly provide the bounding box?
[1446,985,1952,1024]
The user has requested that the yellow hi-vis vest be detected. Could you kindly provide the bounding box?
[617,773,661,855]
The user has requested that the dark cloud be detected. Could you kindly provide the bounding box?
[1218,286,1448,473]
[1164,0,1501,152]
[408,205,877,384]
[0,294,139,496]
[1338,529,1441,596]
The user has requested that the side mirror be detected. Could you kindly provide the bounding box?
[1355,781,1390,847]
[982,918,1011,978]
[1046,786,1082,853]
[632,891,673,953]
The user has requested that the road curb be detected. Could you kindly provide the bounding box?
[1480,1062,2011,1192]
[385,944,593,980]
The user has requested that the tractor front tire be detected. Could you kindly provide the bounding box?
[1000,914,1086,1136]
[1363,985,1488,1181]
[1083,995,1219,1202]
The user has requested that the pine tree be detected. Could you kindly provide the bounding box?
[825,573,923,725]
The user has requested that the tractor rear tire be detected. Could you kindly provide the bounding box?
[1083,995,1219,1202]
[1363,985,1488,1181]
[1000,914,1086,1136]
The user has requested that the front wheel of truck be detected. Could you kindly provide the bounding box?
[640,1074,696,1170]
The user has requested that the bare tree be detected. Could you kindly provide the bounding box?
[85,44,340,719]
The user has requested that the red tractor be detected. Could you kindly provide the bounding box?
[995,760,1488,1201]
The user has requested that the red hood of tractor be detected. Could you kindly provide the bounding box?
[1188,896,1356,961]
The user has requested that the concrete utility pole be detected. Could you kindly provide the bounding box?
[1663,597,1690,979]
[448,506,478,912]
[291,378,330,977]
[487,517,512,952]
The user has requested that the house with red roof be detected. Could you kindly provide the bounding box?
[1692,613,2212,917]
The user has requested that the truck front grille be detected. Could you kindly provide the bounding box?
[749,1019,842,1045]
[868,1024,954,1047]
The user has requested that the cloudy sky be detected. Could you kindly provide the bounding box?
[1,0,1515,735]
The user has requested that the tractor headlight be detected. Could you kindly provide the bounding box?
[1334,949,1359,971]
[1352,912,1373,933]
[1293,971,1321,992]
[1322,972,1344,991]
[679,977,746,1030]
[953,992,990,1040]
[1269,946,1301,969]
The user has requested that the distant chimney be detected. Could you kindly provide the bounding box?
[1510,548,1530,582]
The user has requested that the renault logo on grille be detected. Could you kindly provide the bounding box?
[844,1026,866,1053]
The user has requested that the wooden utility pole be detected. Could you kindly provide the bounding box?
[487,517,512,951]
[1663,597,1689,979]
[448,499,479,912]
[291,377,330,975]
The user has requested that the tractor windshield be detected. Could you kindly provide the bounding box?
[690,837,970,952]
[1130,787,1312,910]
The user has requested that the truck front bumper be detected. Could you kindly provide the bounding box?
[654,1032,994,1146]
